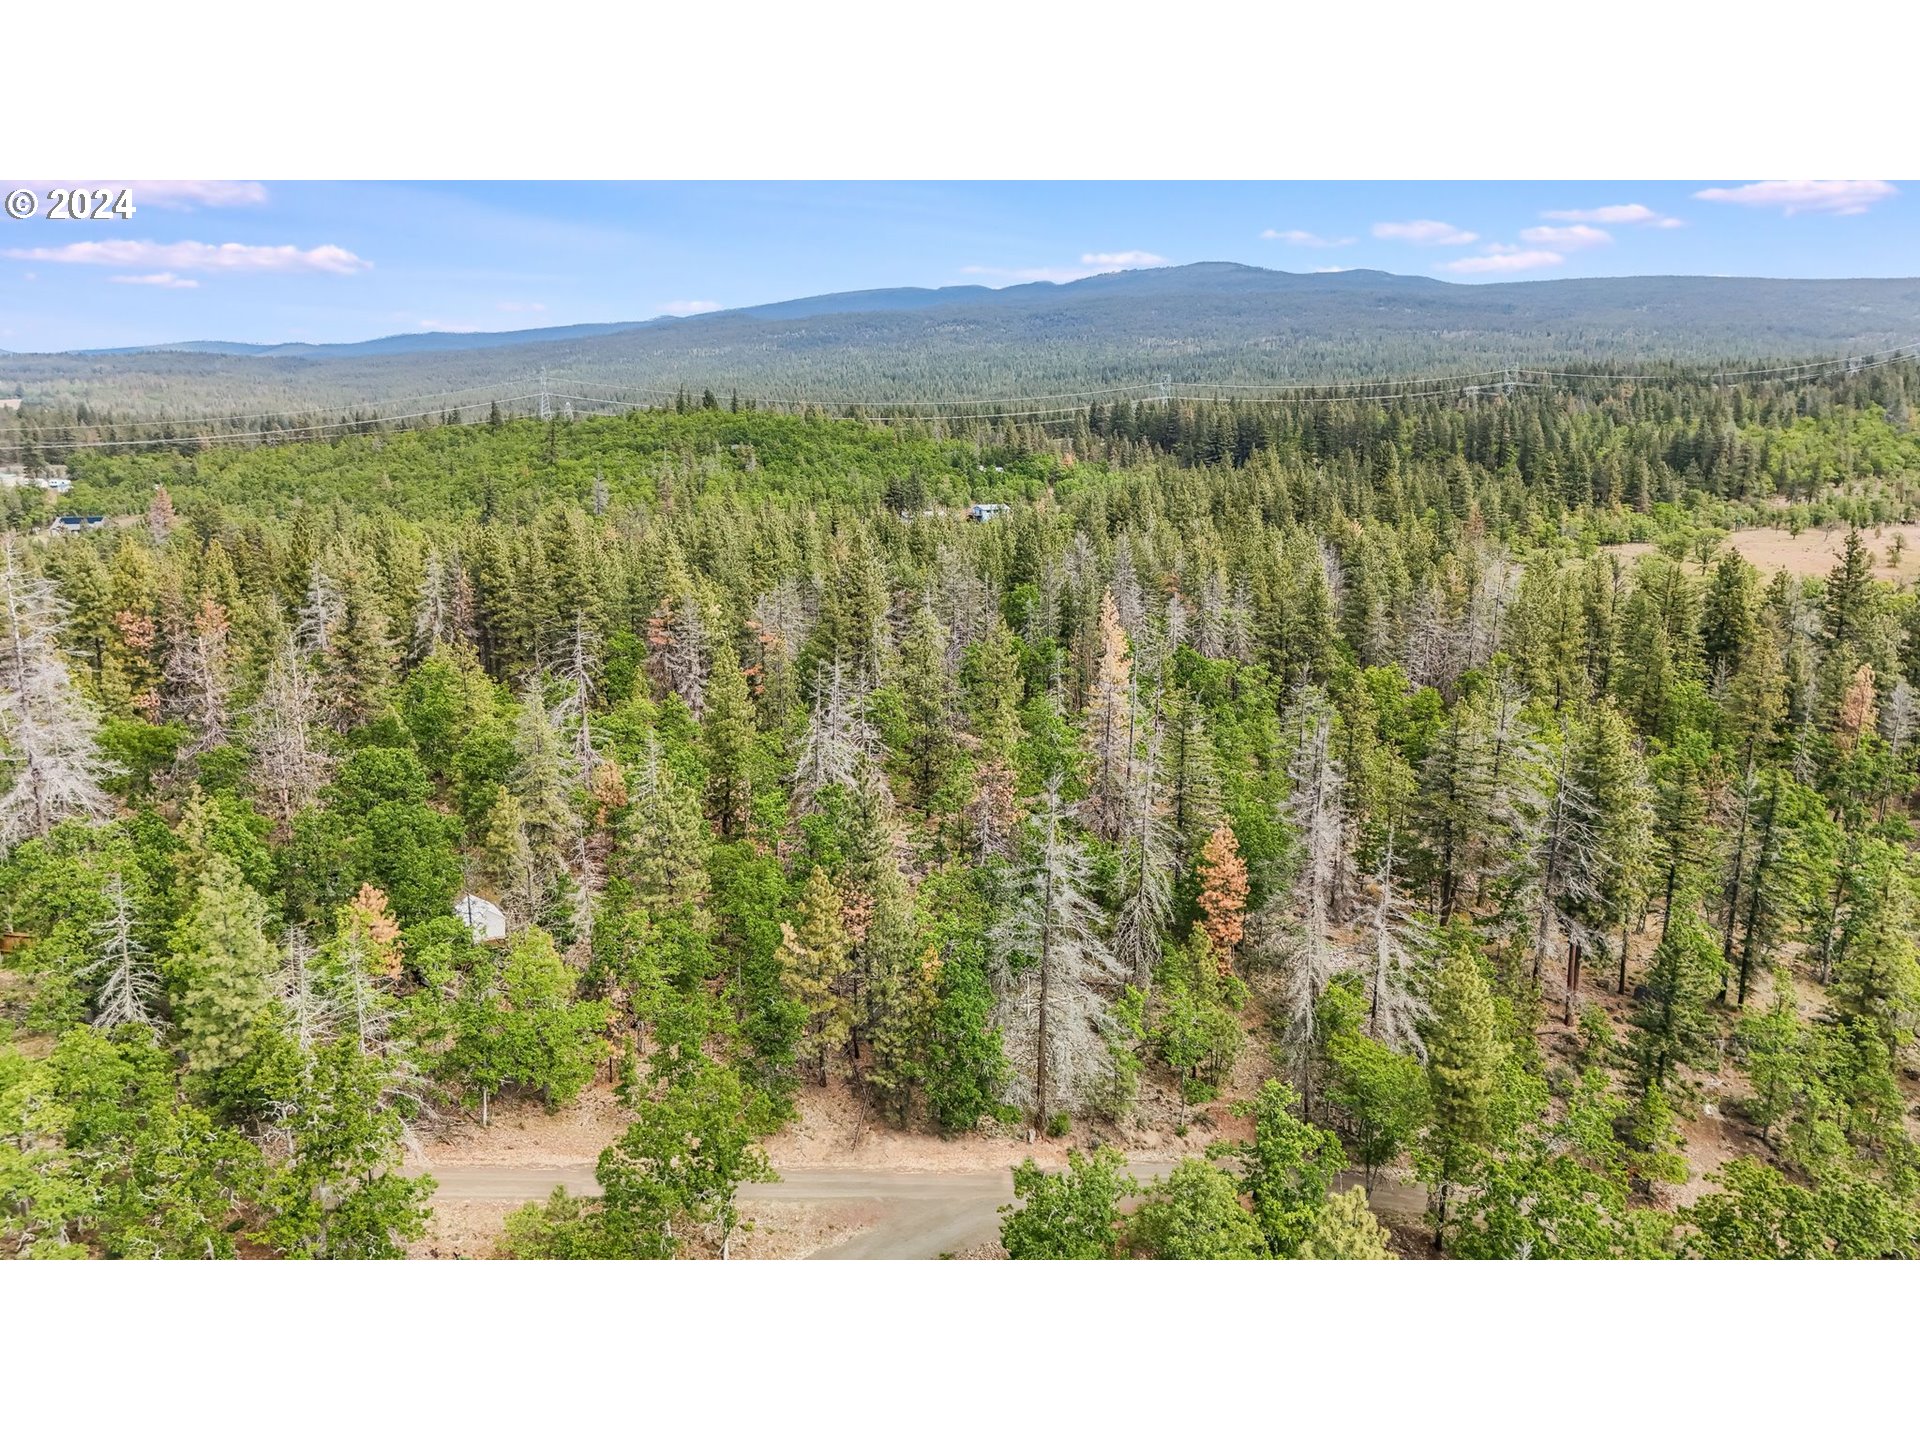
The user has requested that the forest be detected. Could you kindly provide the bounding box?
[7,262,1920,425]
[4,359,1920,1260]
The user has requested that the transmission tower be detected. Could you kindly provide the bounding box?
[538,366,553,422]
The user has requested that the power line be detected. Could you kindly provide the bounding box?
[25,394,546,451]
[8,382,520,438]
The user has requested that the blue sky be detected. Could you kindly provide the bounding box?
[1,179,1910,352]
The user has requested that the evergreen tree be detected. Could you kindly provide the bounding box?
[1420,930,1504,1249]
[1628,911,1723,1097]
[991,777,1122,1125]
[702,643,757,838]
[167,854,279,1077]
[777,866,854,1085]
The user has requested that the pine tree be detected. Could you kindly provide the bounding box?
[1298,1184,1396,1259]
[1628,910,1723,1097]
[1269,686,1350,1096]
[960,617,1024,860]
[1507,736,1599,1008]
[1824,838,1920,1052]
[625,734,711,921]
[509,677,579,906]
[856,859,928,1118]
[1084,590,1135,840]
[896,603,958,817]
[777,866,854,1085]
[991,777,1122,1124]
[702,643,756,838]
[1195,823,1249,974]
[1568,701,1655,1012]
[1649,729,1717,946]
[1421,930,1504,1250]
[168,854,279,1076]
[145,484,177,545]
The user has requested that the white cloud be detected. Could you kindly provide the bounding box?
[1079,250,1167,267]
[962,265,1096,284]
[1372,219,1478,246]
[1260,229,1354,247]
[963,251,1168,287]
[1312,266,1354,273]
[1519,223,1612,249]
[1439,248,1565,275]
[496,300,548,313]
[108,272,198,289]
[2,239,370,275]
[1541,202,1682,228]
[1693,180,1896,216]
[417,319,479,333]
[659,299,722,316]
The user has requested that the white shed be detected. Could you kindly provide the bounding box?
[455,894,508,943]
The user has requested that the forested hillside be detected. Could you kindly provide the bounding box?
[5,361,1920,1259]
[7,262,1920,423]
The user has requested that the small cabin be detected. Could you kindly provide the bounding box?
[47,515,106,536]
[967,502,1009,523]
[454,894,508,944]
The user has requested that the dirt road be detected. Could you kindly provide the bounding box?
[418,1160,1427,1259]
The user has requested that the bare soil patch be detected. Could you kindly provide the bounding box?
[1608,522,1920,582]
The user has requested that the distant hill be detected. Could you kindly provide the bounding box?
[8,262,1920,417]
[75,318,675,359]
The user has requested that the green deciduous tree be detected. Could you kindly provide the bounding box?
[1222,1079,1344,1258]
[1126,1157,1266,1259]
[1000,1146,1132,1259]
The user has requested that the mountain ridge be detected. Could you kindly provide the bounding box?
[9,262,1920,416]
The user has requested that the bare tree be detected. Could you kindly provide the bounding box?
[648,591,709,717]
[1084,590,1135,841]
[85,874,160,1031]
[164,596,234,758]
[1357,829,1430,1058]
[794,659,878,814]
[991,777,1123,1123]
[411,547,469,658]
[0,537,118,849]
[1265,686,1351,1100]
[1882,677,1917,755]
[296,560,344,658]
[1112,709,1177,987]
[556,613,602,787]
[278,927,340,1054]
[249,638,334,829]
